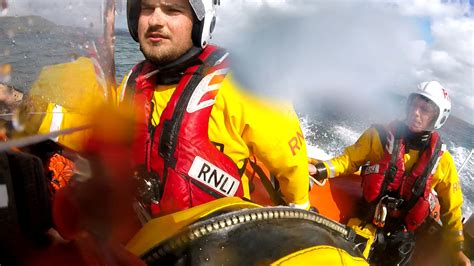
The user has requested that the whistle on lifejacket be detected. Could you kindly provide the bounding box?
[373,199,388,228]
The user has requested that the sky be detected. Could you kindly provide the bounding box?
[4,0,106,29]
[3,0,474,123]
[212,0,474,124]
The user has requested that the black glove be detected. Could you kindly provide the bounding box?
[310,162,328,182]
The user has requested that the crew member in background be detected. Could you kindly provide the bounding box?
[310,81,471,266]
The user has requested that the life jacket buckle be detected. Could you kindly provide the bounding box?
[373,195,405,228]
[133,166,162,213]
[383,196,404,210]
[373,197,388,228]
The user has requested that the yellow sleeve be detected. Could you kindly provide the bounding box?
[29,57,106,110]
[432,151,464,241]
[324,127,384,177]
[27,57,106,151]
[218,75,310,207]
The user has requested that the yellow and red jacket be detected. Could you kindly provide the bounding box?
[117,46,310,210]
[316,122,464,243]
[125,46,244,216]
[361,122,444,231]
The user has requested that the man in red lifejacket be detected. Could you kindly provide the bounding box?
[309,81,470,266]
[116,0,311,217]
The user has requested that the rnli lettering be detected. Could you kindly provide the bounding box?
[188,156,239,197]
[289,131,305,156]
[452,182,460,193]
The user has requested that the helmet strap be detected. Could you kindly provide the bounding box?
[191,12,205,47]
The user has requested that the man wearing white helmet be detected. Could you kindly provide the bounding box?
[117,0,310,217]
[309,81,470,265]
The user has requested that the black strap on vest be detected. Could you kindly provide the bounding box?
[404,138,442,211]
[238,159,248,177]
[248,159,287,206]
[158,48,228,192]
[376,124,403,200]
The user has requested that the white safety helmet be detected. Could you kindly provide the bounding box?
[407,81,451,130]
[127,0,219,48]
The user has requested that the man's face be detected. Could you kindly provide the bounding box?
[138,0,194,65]
[406,95,438,133]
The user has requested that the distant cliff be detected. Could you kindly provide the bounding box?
[0,15,60,36]
[0,15,97,91]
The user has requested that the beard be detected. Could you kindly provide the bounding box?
[139,34,194,66]
[140,43,182,66]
